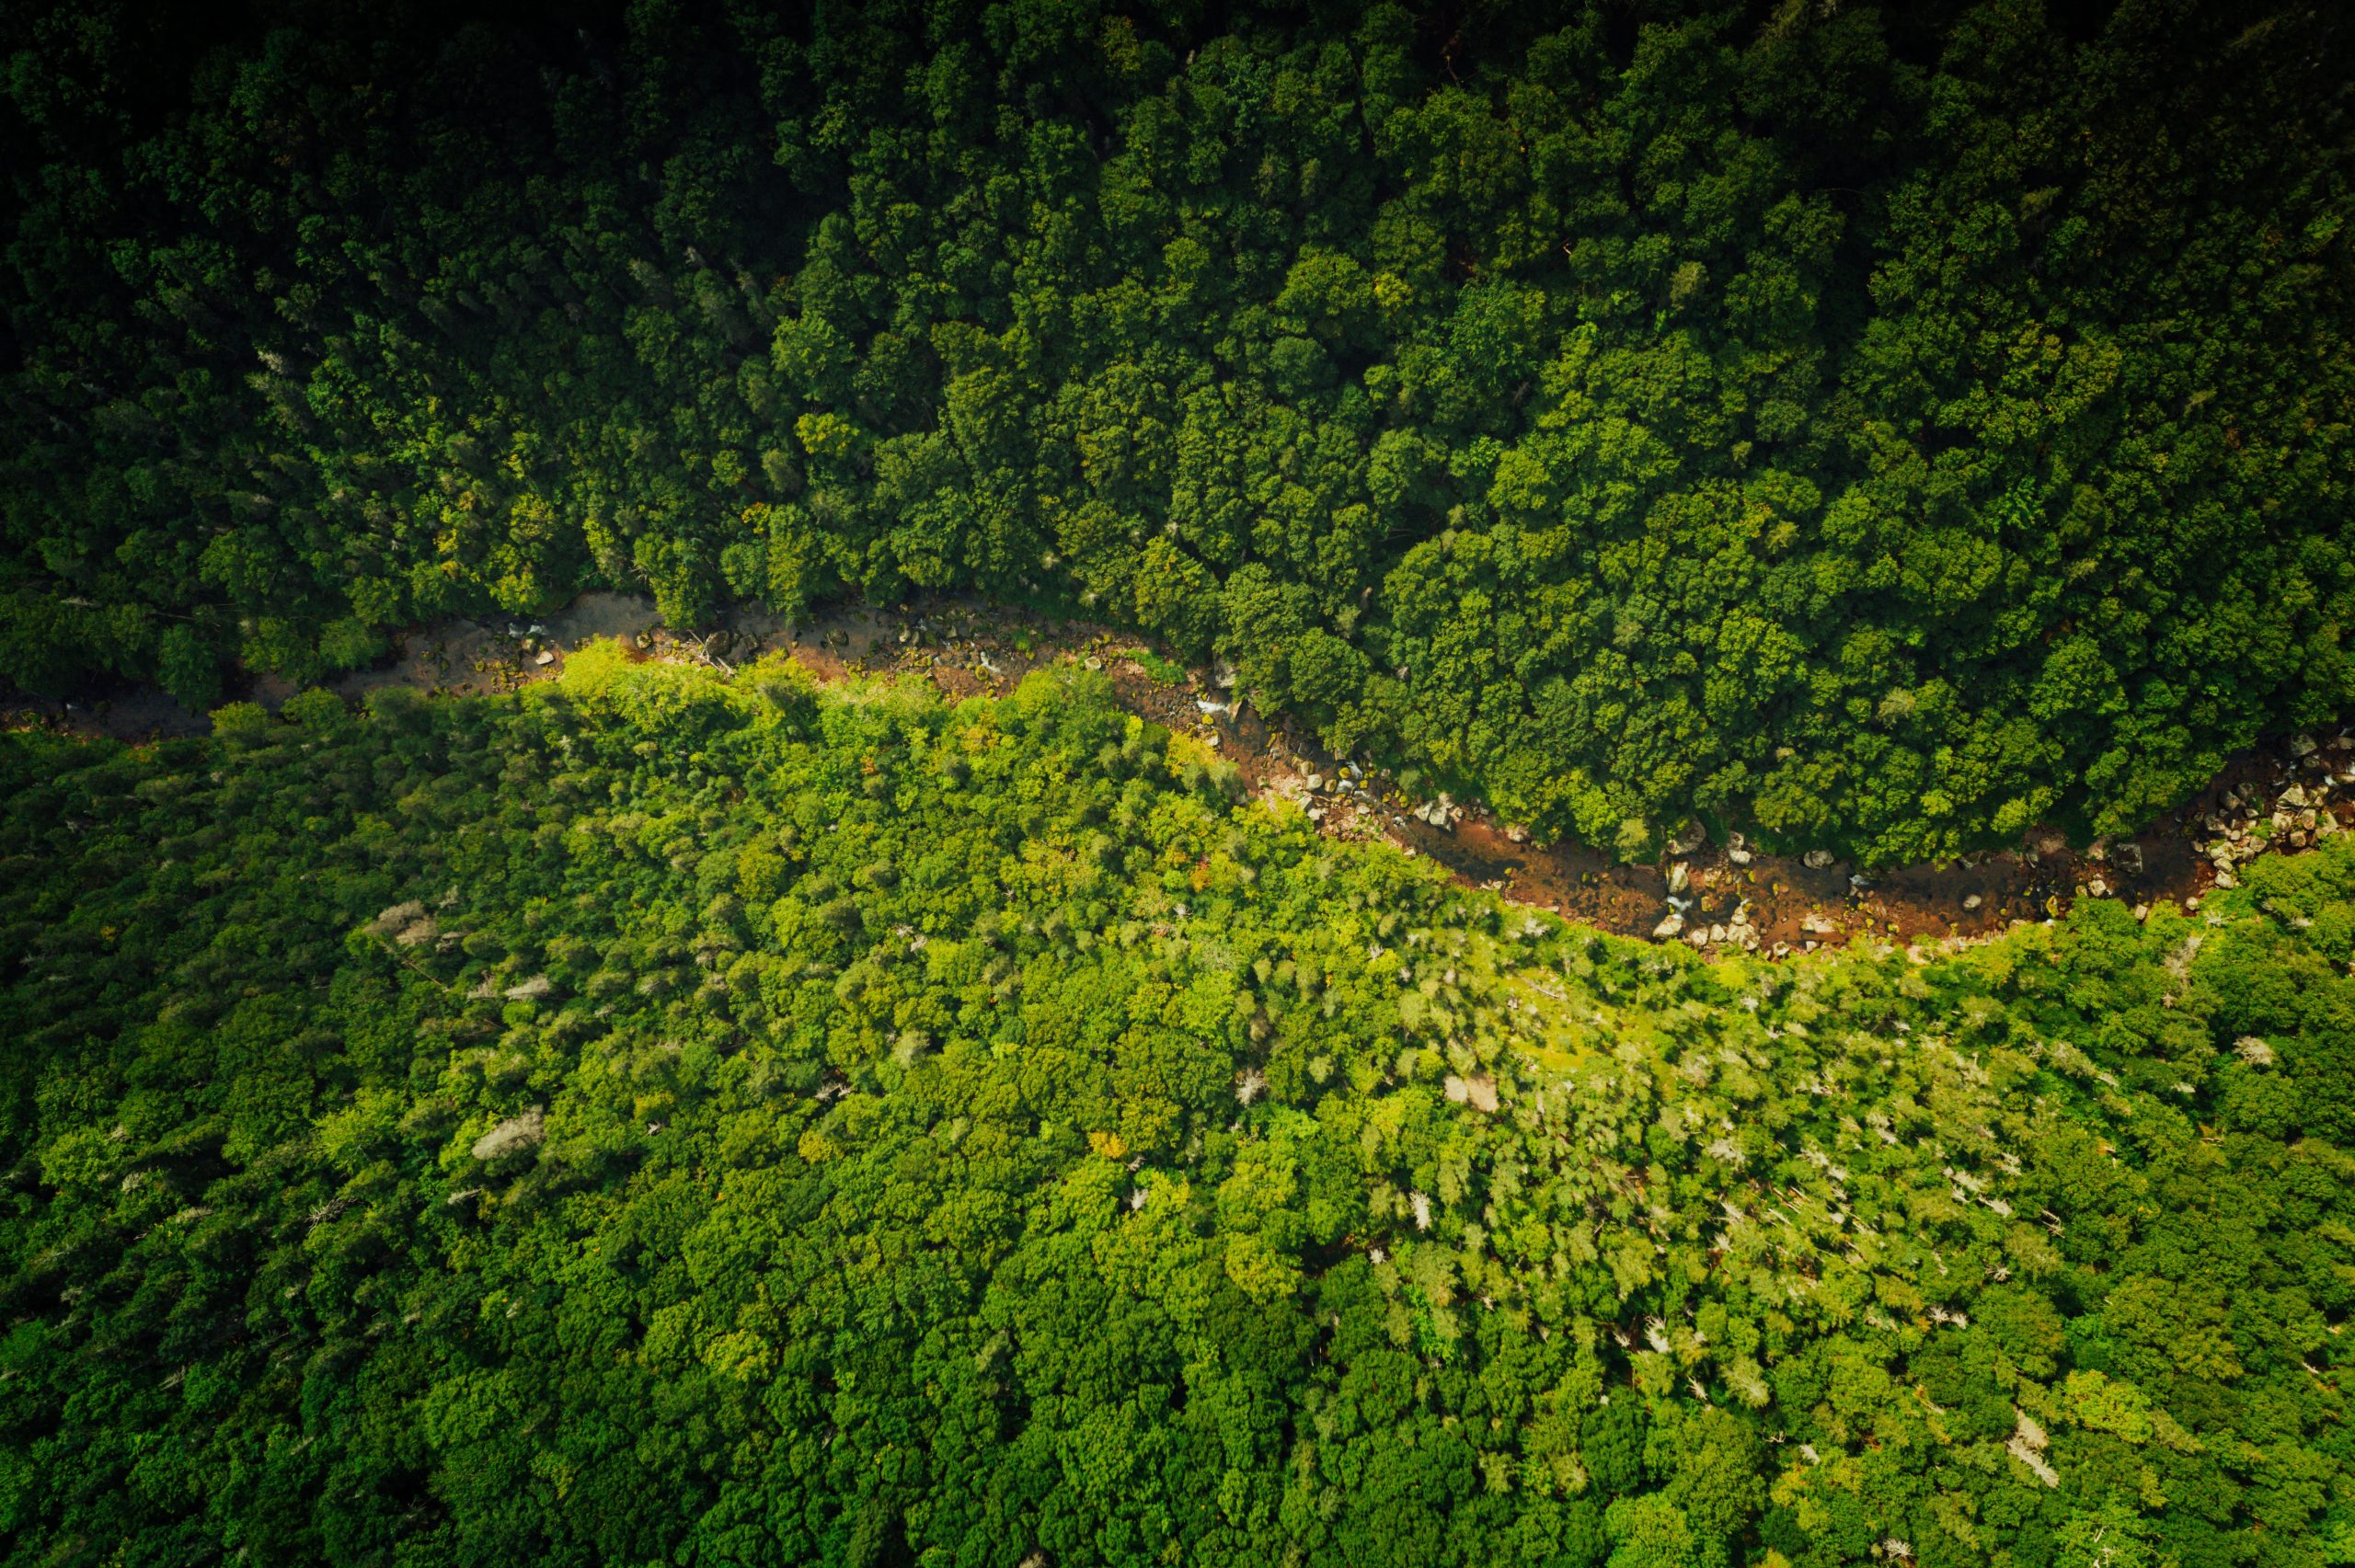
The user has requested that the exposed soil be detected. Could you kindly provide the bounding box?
[9,590,2351,960]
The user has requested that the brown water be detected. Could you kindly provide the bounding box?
[7,590,2347,958]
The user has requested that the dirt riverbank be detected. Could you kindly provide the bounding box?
[9,590,2349,959]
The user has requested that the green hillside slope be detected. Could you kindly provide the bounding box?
[4,656,2351,1565]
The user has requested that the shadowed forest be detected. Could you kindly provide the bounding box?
[4,0,2350,861]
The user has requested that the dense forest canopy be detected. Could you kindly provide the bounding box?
[4,653,2354,1565]
[3,0,2350,861]
[10,3,2355,1562]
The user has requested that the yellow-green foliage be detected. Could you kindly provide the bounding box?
[4,667,2351,1565]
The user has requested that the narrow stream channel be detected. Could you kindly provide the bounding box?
[10,589,2349,959]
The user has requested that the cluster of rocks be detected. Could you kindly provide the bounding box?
[620,621,775,664]
[700,626,754,663]
[502,621,558,666]
[2194,733,2350,889]
[2060,837,2143,902]
[1652,897,1763,953]
[1651,858,1764,952]
[1293,761,1373,823]
[1651,827,1811,952]
[883,609,1005,659]
[1408,792,1464,830]
[810,607,1030,683]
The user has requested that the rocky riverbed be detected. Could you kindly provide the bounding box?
[9,590,2349,960]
